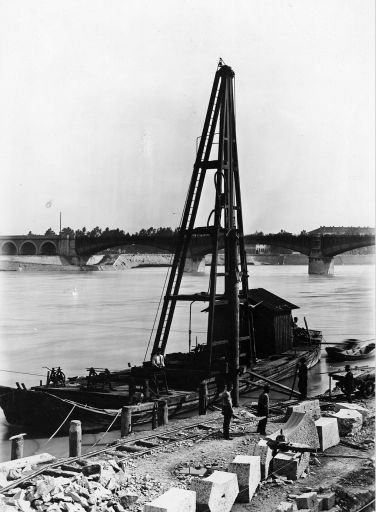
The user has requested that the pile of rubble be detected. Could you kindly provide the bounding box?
[276,490,337,511]
[0,459,172,512]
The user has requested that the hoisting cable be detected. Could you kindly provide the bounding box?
[91,408,122,448]
[0,369,46,377]
[143,195,186,362]
[42,404,76,447]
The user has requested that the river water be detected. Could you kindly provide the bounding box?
[0,264,374,461]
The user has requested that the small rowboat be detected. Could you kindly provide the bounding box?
[326,339,375,361]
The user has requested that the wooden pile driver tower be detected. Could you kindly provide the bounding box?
[151,62,255,405]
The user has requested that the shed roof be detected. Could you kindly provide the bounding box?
[248,288,299,312]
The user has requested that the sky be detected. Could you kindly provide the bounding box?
[0,0,374,236]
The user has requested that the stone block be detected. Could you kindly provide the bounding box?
[119,492,139,507]
[315,418,340,451]
[327,409,362,436]
[268,412,320,449]
[82,464,102,476]
[286,400,321,421]
[275,502,294,511]
[249,439,273,479]
[334,403,369,421]
[318,493,336,510]
[228,455,260,503]
[144,487,196,512]
[273,451,310,481]
[191,470,239,512]
[296,492,318,510]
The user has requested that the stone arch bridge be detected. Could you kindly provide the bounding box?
[0,232,374,274]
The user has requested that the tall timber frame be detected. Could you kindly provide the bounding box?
[151,62,254,404]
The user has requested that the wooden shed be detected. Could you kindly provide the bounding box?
[248,288,299,358]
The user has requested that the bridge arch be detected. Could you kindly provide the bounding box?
[1,241,17,255]
[40,241,58,255]
[20,241,37,255]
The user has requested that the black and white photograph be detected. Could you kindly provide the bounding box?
[0,1,374,510]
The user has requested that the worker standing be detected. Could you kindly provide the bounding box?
[152,349,165,368]
[298,357,308,400]
[221,381,234,440]
[257,384,270,436]
[343,364,354,403]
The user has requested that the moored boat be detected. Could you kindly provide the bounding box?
[326,339,375,361]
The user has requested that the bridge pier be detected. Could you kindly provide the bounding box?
[184,256,206,273]
[58,236,77,258]
[308,256,334,275]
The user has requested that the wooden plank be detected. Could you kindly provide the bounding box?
[248,370,301,397]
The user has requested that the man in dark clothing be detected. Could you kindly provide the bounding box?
[343,364,354,403]
[221,381,234,440]
[257,384,270,436]
[298,357,308,400]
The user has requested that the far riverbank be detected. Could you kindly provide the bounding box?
[0,252,374,272]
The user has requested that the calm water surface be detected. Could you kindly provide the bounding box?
[0,264,374,461]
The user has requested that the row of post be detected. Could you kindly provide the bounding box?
[121,399,169,437]
[10,380,210,461]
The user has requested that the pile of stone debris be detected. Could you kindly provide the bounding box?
[0,458,173,512]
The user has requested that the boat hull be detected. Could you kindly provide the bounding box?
[0,343,321,435]
[325,351,375,362]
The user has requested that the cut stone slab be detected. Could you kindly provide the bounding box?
[191,470,239,512]
[296,492,318,510]
[315,417,340,451]
[268,412,320,449]
[228,455,260,503]
[249,439,273,480]
[119,492,139,507]
[286,400,321,421]
[273,451,310,481]
[318,492,336,510]
[275,502,294,511]
[144,487,196,512]
[327,409,362,436]
[334,402,369,421]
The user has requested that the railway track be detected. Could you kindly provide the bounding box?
[0,416,230,493]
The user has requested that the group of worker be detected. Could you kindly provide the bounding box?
[221,359,355,440]
[221,381,271,440]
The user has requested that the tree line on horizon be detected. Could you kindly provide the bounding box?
[33,226,179,238]
[25,225,374,239]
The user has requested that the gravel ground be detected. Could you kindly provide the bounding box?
[0,398,374,512]
[124,398,375,511]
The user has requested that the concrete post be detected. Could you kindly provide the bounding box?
[69,420,82,457]
[152,402,159,429]
[199,380,208,415]
[143,379,150,400]
[159,400,168,426]
[121,406,132,437]
[10,433,26,460]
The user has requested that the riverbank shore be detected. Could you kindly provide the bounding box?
[0,396,374,512]
[0,253,374,272]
